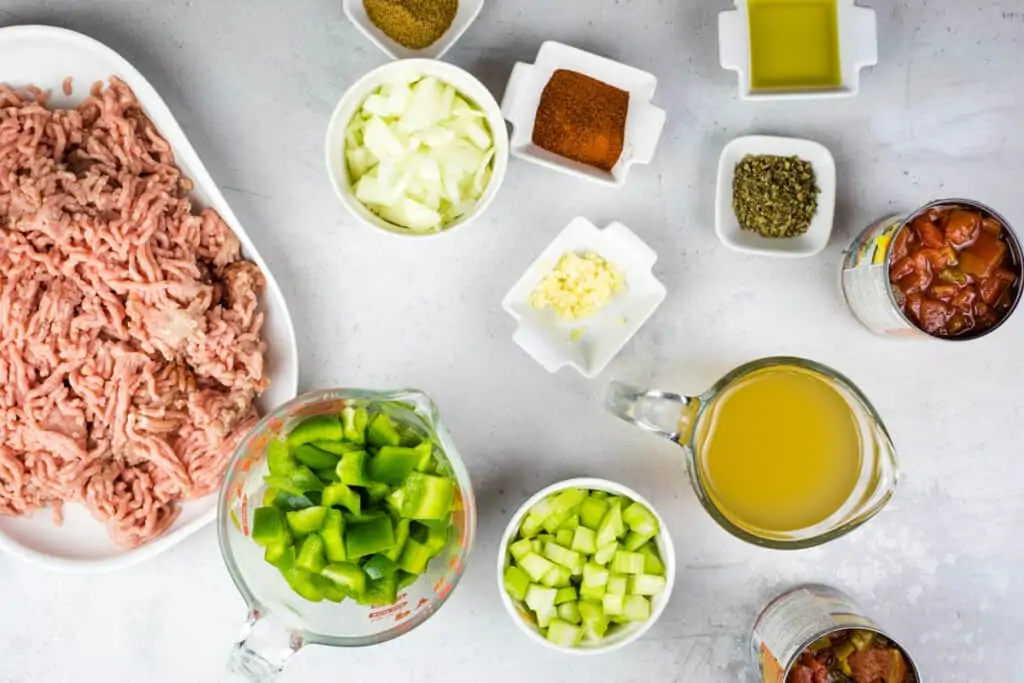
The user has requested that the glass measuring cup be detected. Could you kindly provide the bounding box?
[217,389,476,681]
[605,357,898,549]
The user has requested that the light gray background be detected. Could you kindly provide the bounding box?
[1,1,1021,681]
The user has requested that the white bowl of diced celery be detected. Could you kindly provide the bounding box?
[326,58,509,238]
[496,478,676,654]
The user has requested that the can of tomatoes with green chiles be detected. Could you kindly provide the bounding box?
[841,198,1022,340]
[751,585,922,683]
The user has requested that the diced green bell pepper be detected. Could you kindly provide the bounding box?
[296,534,327,573]
[322,562,368,597]
[503,565,531,602]
[286,506,328,536]
[366,412,401,448]
[363,553,398,580]
[336,450,370,486]
[385,488,405,517]
[267,439,296,476]
[360,574,398,606]
[397,538,432,574]
[383,518,410,562]
[293,444,340,470]
[312,440,363,455]
[312,574,348,603]
[315,467,340,485]
[345,516,395,559]
[368,446,420,485]
[288,415,343,446]
[322,482,361,515]
[265,464,324,496]
[269,490,315,512]
[413,441,434,473]
[252,507,291,547]
[262,486,280,507]
[341,406,369,445]
[344,509,387,523]
[363,481,390,503]
[284,567,324,602]
[638,542,665,575]
[264,542,296,571]
[396,570,419,590]
[400,472,453,521]
[321,508,347,563]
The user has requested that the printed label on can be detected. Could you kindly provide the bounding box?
[841,217,921,338]
[751,586,873,683]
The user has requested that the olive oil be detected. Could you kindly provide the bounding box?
[694,365,862,534]
[748,0,842,91]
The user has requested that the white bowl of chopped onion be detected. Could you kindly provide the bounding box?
[326,58,509,238]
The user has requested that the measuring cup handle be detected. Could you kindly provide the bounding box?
[228,611,302,682]
[605,381,696,442]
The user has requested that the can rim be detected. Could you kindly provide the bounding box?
[885,198,1024,341]
[776,624,924,683]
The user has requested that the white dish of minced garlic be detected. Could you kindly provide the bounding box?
[501,217,666,378]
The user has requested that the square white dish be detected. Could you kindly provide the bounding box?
[501,41,666,188]
[715,135,837,258]
[343,0,484,61]
[0,25,299,572]
[719,0,877,100]
[502,217,666,378]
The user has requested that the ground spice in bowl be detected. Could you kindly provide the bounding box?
[732,154,819,238]
[363,0,458,50]
[532,69,629,172]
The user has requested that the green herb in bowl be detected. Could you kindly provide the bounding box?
[733,154,819,238]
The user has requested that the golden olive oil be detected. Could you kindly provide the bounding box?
[748,0,842,91]
[694,366,862,534]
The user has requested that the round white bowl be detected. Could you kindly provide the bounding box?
[325,58,509,239]
[496,477,677,655]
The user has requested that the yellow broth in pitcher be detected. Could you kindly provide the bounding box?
[693,365,862,535]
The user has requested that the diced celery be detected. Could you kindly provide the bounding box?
[559,515,580,532]
[607,574,627,595]
[595,503,625,547]
[286,506,328,536]
[541,565,571,588]
[543,543,582,570]
[582,562,609,589]
[252,507,291,547]
[602,593,624,617]
[623,530,655,552]
[321,508,347,562]
[530,539,544,554]
[322,482,361,515]
[589,490,609,499]
[519,514,545,539]
[554,529,573,548]
[541,488,587,533]
[629,574,667,596]
[579,496,610,531]
[526,496,555,521]
[322,562,368,597]
[570,527,597,555]
[284,568,324,602]
[345,517,395,559]
[579,583,606,601]
[366,412,401,448]
[638,542,666,575]
[400,472,453,520]
[536,606,557,629]
[593,542,619,566]
[557,601,582,625]
[293,444,339,470]
[296,535,327,573]
[525,584,557,614]
[397,538,432,574]
[554,587,577,605]
[503,565,531,602]
[519,552,555,582]
[611,550,646,575]
[545,619,582,647]
[288,415,343,446]
[362,554,398,580]
[336,450,370,486]
[509,538,533,562]
[622,502,659,536]
[579,600,608,640]
[622,595,651,622]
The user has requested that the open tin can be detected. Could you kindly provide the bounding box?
[752,585,922,683]
[841,198,1023,340]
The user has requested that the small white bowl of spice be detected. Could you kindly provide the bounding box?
[715,135,837,258]
[501,41,666,188]
[343,0,484,60]
[502,217,666,378]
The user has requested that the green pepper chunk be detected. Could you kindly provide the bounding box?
[321,508,347,563]
[336,450,370,486]
[284,568,324,602]
[363,481,390,503]
[296,534,327,573]
[252,507,291,547]
[383,518,410,562]
[413,441,435,473]
[397,538,432,575]
[368,446,421,485]
[267,439,296,476]
[288,415,343,446]
[312,440,364,455]
[286,506,328,536]
[293,444,340,470]
[322,562,368,597]
[400,472,454,521]
[396,570,418,590]
[359,573,398,606]
[345,516,395,559]
[264,542,296,571]
[341,407,369,445]
[312,574,348,603]
[323,482,362,515]
[270,490,316,512]
[363,553,399,580]
[366,413,401,448]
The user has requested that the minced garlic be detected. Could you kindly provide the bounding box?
[529,252,625,320]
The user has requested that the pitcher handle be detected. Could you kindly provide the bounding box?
[605,382,698,442]
[228,611,303,682]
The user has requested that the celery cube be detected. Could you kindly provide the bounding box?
[595,503,625,547]
[579,496,610,531]
[509,538,533,562]
[519,552,555,582]
[638,542,666,575]
[622,595,651,622]
[503,565,531,602]
[555,528,573,548]
[559,514,580,532]
[579,600,608,640]
[602,593,624,617]
[629,574,667,596]
[541,564,572,588]
[545,619,582,647]
[607,574,627,595]
[582,562,609,589]
[525,584,557,613]
[554,587,577,605]
[623,530,655,552]
[622,502,658,536]
[611,550,646,575]
[594,542,619,566]
[543,542,582,570]
[570,526,597,555]
[557,601,582,625]
[579,583,606,601]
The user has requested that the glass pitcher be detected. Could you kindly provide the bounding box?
[217,389,476,681]
[605,357,898,549]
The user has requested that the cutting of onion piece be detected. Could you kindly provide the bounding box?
[345,74,496,233]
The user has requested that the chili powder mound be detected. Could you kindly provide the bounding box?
[532,69,629,172]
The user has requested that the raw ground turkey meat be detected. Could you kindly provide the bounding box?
[0,77,269,547]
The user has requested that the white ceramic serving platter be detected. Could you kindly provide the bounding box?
[719,0,877,100]
[0,25,299,572]
[715,135,837,258]
[502,218,666,378]
[501,41,666,188]
[343,0,484,60]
